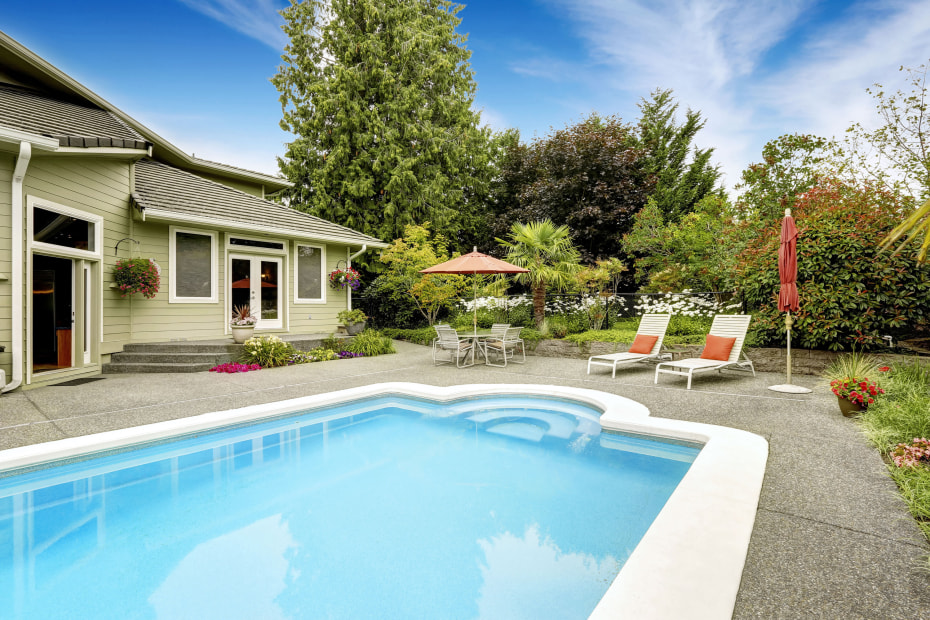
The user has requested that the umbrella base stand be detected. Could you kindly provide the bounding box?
[767,311,812,394]
[768,383,813,394]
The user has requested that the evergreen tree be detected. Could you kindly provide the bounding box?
[636,89,721,222]
[273,0,492,252]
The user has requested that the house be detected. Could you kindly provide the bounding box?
[0,31,387,390]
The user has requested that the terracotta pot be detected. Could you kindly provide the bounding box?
[231,325,255,344]
[837,395,864,417]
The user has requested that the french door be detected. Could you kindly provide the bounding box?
[32,254,75,373]
[230,255,282,329]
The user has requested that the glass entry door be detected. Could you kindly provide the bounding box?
[230,255,282,329]
[32,254,74,372]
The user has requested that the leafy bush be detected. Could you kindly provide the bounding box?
[242,335,295,367]
[380,327,438,346]
[734,181,930,350]
[346,329,396,356]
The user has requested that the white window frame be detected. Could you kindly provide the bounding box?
[293,242,326,304]
[169,226,218,303]
[226,234,287,255]
[27,196,103,261]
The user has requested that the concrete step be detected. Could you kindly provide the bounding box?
[122,342,242,354]
[108,352,236,365]
[102,362,218,374]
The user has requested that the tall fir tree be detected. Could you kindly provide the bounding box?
[636,89,721,223]
[273,0,492,252]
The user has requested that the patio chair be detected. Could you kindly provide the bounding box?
[432,325,475,368]
[476,323,510,362]
[654,314,755,389]
[484,327,525,367]
[587,313,672,378]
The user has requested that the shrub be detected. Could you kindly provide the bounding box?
[381,327,438,345]
[346,329,396,356]
[734,180,930,350]
[241,335,295,367]
[337,309,368,325]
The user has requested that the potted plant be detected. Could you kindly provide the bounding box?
[329,267,362,291]
[230,305,258,343]
[337,309,368,335]
[113,258,160,299]
[823,352,886,417]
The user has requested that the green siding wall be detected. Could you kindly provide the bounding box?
[0,152,13,379]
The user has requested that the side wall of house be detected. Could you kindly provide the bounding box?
[0,152,13,380]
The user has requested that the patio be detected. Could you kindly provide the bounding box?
[2,340,929,618]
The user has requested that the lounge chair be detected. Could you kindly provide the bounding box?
[654,314,755,389]
[586,313,672,378]
[433,325,475,368]
[484,327,525,367]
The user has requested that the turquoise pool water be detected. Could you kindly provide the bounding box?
[0,394,699,619]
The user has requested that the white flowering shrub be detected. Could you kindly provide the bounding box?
[634,291,741,317]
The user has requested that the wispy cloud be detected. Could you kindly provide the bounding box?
[531,0,930,191]
[176,0,287,50]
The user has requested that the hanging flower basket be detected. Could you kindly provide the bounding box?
[113,258,160,299]
[329,268,362,291]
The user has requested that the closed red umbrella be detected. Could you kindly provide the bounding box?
[770,209,811,393]
[421,248,528,335]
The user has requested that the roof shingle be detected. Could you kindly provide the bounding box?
[132,158,384,247]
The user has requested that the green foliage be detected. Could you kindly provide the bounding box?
[380,327,438,345]
[636,88,722,223]
[735,134,839,222]
[274,0,493,253]
[488,113,654,263]
[346,329,396,356]
[857,360,930,556]
[337,309,368,325]
[498,219,581,326]
[322,334,347,351]
[734,180,930,350]
[822,351,883,385]
[242,335,295,368]
[546,316,570,339]
[622,195,732,291]
[375,223,468,325]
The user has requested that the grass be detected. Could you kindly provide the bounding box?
[857,359,930,557]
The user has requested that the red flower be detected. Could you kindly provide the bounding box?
[879,366,890,372]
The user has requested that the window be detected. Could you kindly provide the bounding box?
[170,228,217,302]
[295,243,325,303]
[28,197,103,259]
[229,237,285,251]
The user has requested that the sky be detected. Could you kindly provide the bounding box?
[3,0,930,192]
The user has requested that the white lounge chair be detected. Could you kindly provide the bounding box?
[586,313,672,378]
[433,325,475,368]
[654,314,755,389]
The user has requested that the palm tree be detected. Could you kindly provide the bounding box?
[881,196,930,262]
[498,220,581,327]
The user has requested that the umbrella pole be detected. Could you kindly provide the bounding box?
[786,311,792,385]
[473,274,478,337]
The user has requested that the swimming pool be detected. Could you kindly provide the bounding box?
[0,383,768,619]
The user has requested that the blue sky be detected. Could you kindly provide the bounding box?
[4,0,930,191]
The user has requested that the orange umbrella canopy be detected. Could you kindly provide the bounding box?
[420,250,528,275]
[777,214,799,312]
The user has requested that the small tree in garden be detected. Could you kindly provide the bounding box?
[376,224,467,326]
[734,179,930,350]
[574,259,626,330]
[498,220,581,327]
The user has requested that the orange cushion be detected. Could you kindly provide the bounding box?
[700,334,737,361]
[628,334,659,354]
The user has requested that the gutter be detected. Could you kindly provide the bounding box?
[346,245,369,312]
[0,131,58,393]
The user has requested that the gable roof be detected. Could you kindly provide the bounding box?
[0,83,147,148]
[0,29,290,191]
[132,158,386,248]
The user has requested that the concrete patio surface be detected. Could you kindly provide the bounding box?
[2,340,929,619]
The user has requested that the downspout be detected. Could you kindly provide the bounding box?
[2,142,32,393]
[346,244,367,312]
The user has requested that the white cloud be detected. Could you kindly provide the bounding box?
[535,0,930,192]
[177,0,288,49]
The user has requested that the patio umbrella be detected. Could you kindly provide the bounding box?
[420,248,528,335]
[769,208,812,393]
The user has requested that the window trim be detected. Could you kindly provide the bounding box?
[226,234,287,254]
[169,226,218,303]
[27,195,103,260]
[293,242,326,304]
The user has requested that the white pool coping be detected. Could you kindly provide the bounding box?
[0,382,768,619]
